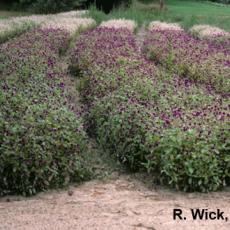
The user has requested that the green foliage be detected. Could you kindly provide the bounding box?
[152,128,230,192]
[0,29,91,196]
[88,74,230,192]
[72,27,230,192]
[90,90,152,170]
[89,79,230,192]
[0,105,90,196]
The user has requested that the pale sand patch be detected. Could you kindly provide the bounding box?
[1,176,230,230]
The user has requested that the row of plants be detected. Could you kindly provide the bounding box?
[142,28,230,94]
[70,27,230,192]
[0,28,91,196]
[0,19,37,44]
[0,11,95,44]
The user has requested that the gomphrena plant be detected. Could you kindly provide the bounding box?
[143,28,230,94]
[0,28,91,196]
[70,27,230,192]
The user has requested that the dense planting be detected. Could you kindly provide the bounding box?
[1,10,229,194]
[143,29,230,94]
[71,27,230,192]
[0,28,90,196]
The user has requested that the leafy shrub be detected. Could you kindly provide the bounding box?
[0,29,90,196]
[90,88,153,170]
[152,128,230,192]
[71,27,230,192]
[0,105,90,196]
[88,73,230,191]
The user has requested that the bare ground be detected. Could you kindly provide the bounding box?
[1,175,230,230]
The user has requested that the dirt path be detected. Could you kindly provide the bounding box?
[0,176,230,230]
[136,23,148,52]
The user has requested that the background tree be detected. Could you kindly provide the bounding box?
[95,0,132,14]
[7,0,131,13]
[159,0,164,9]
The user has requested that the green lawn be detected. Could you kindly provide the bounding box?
[167,0,230,16]
[89,0,230,31]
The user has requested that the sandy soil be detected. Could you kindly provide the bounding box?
[0,176,230,230]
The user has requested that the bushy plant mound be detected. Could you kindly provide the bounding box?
[143,30,230,94]
[0,20,37,44]
[0,29,90,196]
[71,27,230,192]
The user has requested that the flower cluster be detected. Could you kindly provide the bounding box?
[0,28,90,195]
[71,27,230,192]
[190,24,230,38]
[143,29,230,93]
[100,19,137,32]
[148,21,183,31]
